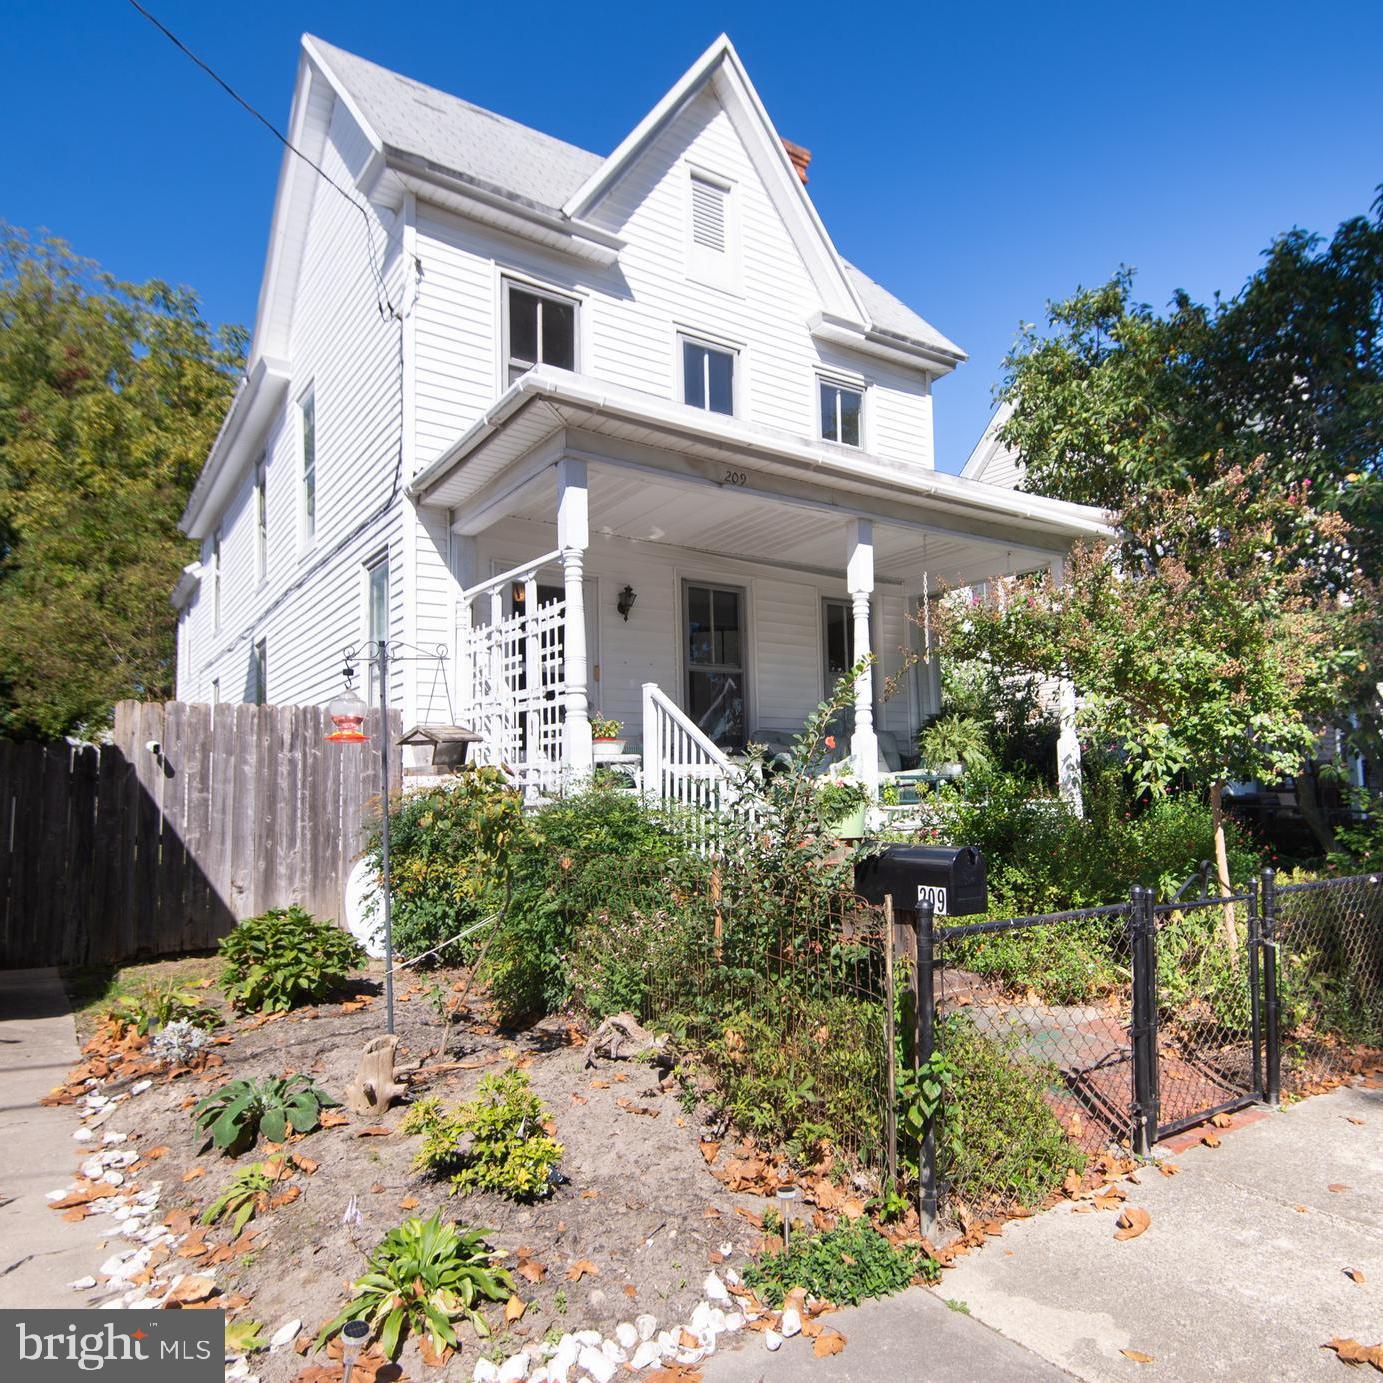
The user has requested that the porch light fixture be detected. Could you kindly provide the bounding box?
[617,583,637,621]
[325,638,449,1035]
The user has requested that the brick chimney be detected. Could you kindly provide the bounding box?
[782,139,812,185]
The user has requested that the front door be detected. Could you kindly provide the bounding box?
[684,581,747,750]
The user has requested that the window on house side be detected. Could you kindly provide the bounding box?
[212,529,222,632]
[366,554,389,701]
[506,285,576,386]
[255,455,267,585]
[251,638,267,706]
[822,597,854,694]
[682,339,734,415]
[301,389,316,544]
[819,380,863,447]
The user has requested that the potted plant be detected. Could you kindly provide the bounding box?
[591,714,626,760]
[818,764,869,839]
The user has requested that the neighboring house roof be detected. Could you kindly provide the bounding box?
[841,262,965,362]
[960,401,1025,489]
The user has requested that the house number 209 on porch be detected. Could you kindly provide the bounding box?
[917,885,948,915]
[722,469,748,486]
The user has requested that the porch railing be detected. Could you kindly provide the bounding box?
[642,682,757,850]
[458,550,566,800]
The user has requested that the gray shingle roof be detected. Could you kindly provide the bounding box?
[308,36,961,359]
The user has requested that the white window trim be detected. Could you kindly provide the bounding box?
[362,549,390,701]
[211,529,222,634]
[298,385,317,555]
[684,164,739,295]
[679,575,752,748]
[500,275,582,389]
[677,331,740,417]
[816,373,868,449]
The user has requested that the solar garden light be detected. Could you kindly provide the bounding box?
[341,1318,371,1381]
[775,1184,799,1251]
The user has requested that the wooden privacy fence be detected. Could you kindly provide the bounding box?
[0,701,402,969]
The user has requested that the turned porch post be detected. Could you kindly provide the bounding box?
[1052,555,1084,816]
[847,519,879,796]
[557,458,593,775]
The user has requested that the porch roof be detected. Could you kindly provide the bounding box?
[409,368,1114,578]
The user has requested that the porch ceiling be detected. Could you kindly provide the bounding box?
[499,462,1059,587]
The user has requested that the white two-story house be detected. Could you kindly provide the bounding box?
[174,33,1107,809]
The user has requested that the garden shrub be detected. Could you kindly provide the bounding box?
[366,767,527,968]
[699,988,886,1168]
[402,1067,563,1201]
[743,1220,937,1307]
[483,784,692,1025]
[932,1012,1083,1211]
[218,906,364,1012]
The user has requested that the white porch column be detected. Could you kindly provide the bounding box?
[1053,556,1084,816]
[557,459,593,775]
[847,519,879,797]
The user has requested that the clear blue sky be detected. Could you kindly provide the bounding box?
[6,1,1381,471]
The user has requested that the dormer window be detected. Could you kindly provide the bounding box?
[505,283,576,385]
[819,378,863,448]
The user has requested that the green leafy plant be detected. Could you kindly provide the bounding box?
[402,1068,562,1201]
[201,1160,283,1235]
[743,1221,937,1308]
[218,906,365,1012]
[367,768,529,969]
[224,1319,266,1356]
[105,978,220,1035]
[919,712,992,773]
[590,714,623,739]
[193,1074,339,1155]
[316,1213,514,1359]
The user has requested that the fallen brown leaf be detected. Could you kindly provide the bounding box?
[163,1274,218,1306]
[1114,1207,1151,1241]
[318,1111,349,1128]
[700,1140,721,1165]
[814,1329,847,1357]
[270,1186,301,1208]
[1209,1113,1233,1128]
[516,1258,546,1284]
[1328,1184,1351,1194]
[1322,1338,1383,1369]
[505,1295,526,1324]
[399,1196,419,1211]
[182,1167,206,1183]
[1120,1349,1155,1364]
[1157,1163,1180,1177]
[1346,1268,1367,1285]
[143,1145,171,1159]
[355,1126,391,1138]
[565,1259,599,1282]
[293,1155,319,1174]
[61,1207,87,1222]
[1201,1132,1221,1148]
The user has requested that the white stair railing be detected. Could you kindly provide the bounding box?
[642,683,757,850]
[458,550,565,800]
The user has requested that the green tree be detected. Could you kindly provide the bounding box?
[1000,192,1383,588]
[0,226,245,738]
[935,472,1378,944]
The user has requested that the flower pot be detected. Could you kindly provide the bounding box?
[593,737,627,760]
[833,802,868,839]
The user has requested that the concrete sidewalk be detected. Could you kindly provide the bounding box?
[0,967,109,1307]
[943,1082,1382,1380]
[701,1284,1070,1382]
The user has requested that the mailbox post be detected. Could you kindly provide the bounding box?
[855,845,986,1237]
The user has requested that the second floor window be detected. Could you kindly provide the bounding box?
[682,339,734,416]
[211,529,222,632]
[300,389,317,545]
[506,284,576,385]
[250,638,267,706]
[254,455,267,584]
[819,379,863,447]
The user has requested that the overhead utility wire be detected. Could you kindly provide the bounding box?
[124,0,397,320]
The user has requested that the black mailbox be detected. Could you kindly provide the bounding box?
[854,844,987,916]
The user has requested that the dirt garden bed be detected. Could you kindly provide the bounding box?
[45,961,847,1382]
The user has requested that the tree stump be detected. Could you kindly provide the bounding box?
[345,1035,406,1116]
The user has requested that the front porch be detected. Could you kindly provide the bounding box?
[410,369,1110,811]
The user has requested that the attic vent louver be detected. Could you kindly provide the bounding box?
[690,175,727,253]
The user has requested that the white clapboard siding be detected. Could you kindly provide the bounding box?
[180,94,409,712]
